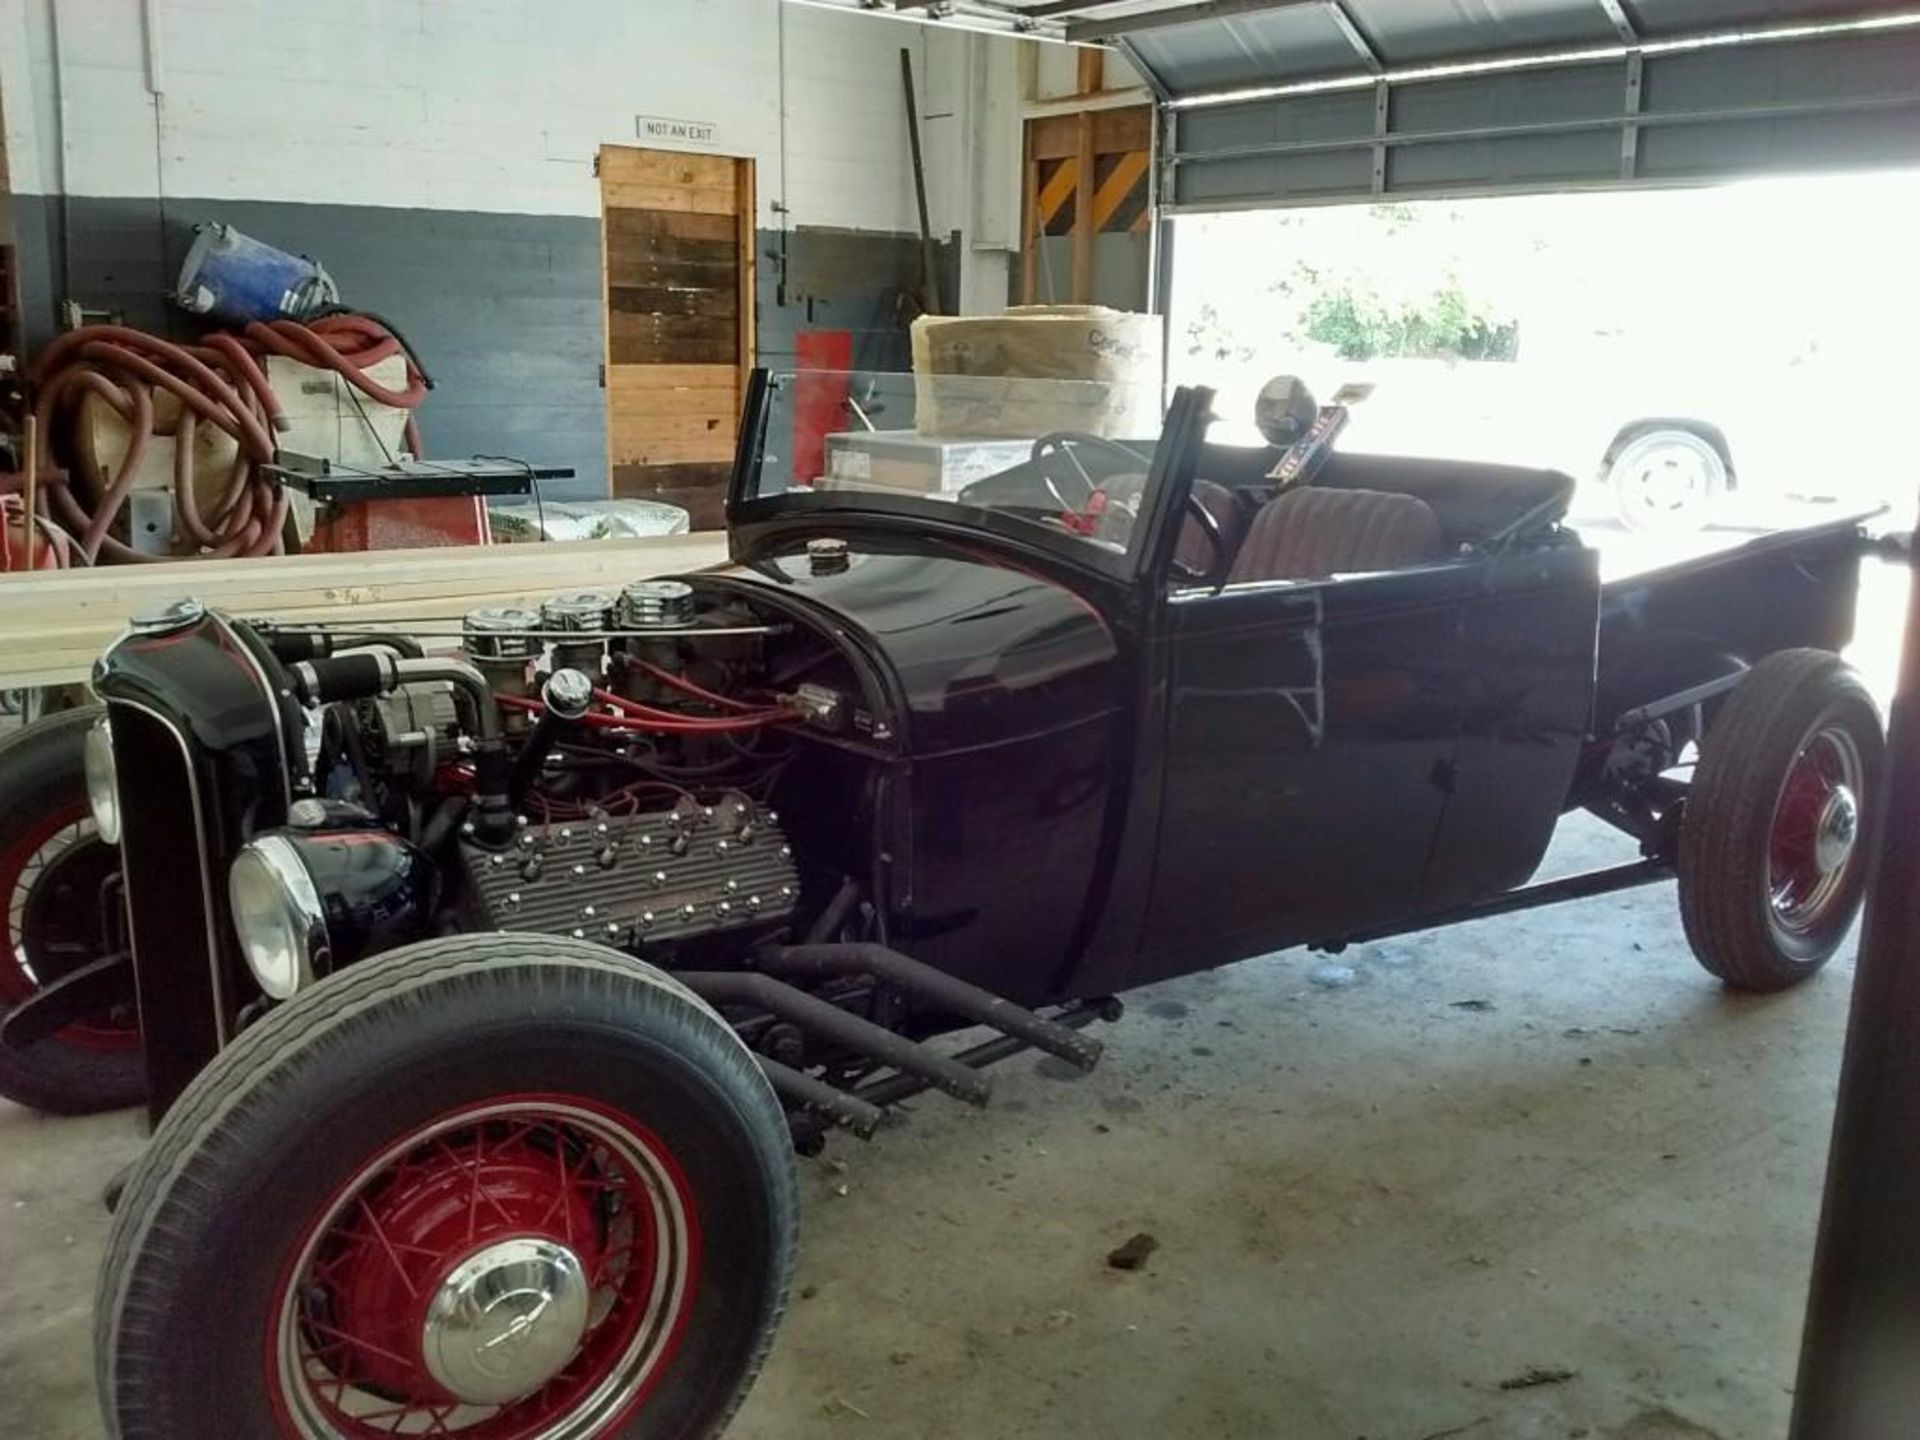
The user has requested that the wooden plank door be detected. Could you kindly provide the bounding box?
[599,146,755,529]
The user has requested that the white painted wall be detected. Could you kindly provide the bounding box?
[0,0,1010,240]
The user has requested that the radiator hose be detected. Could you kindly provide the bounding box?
[8,314,428,566]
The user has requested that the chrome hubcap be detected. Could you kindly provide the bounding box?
[1814,785,1860,876]
[421,1237,591,1405]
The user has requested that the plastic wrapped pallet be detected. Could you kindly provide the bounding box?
[910,305,1162,439]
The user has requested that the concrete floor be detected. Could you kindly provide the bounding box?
[3,550,1903,1439]
[0,812,1852,1440]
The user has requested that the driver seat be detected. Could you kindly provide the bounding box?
[1228,486,1446,584]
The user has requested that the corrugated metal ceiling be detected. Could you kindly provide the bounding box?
[805,1,1920,98]
[1104,0,1920,97]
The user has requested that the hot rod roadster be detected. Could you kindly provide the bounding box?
[0,370,1886,1439]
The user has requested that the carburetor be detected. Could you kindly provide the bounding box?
[615,579,696,704]
[462,605,540,698]
[541,591,615,683]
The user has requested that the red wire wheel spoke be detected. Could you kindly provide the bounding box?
[0,799,136,1052]
[1768,726,1864,934]
[269,1097,700,1439]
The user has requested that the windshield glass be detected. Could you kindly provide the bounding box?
[742,370,1169,561]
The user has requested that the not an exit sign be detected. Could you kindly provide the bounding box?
[636,114,719,148]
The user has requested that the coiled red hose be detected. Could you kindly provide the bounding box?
[7,314,426,566]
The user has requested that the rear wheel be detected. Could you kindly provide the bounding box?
[0,707,144,1114]
[1679,649,1884,990]
[97,936,797,1440]
[1607,426,1728,533]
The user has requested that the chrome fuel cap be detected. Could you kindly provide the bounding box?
[420,1237,591,1405]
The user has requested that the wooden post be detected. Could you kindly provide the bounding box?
[1072,113,1096,304]
[1791,531,1920,1437]
[900,48,944,316]
[1022,153,1039,306]
[21,412,38,572]
[735,158,758,391]
[1076,46,1104,97]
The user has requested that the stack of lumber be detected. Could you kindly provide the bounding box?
[0,533,730,689]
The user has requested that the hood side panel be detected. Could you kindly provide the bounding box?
[714,537,1121,756]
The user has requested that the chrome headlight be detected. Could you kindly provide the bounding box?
[228,835,328,1000]
[84,715,121,845]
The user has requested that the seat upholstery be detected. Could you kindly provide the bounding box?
[1228,485,1446,584]
[1315,453,1574,545]
[1176,478,1248,575]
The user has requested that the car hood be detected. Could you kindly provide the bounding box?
[702,535,1121,755]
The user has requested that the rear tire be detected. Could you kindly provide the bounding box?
[1679,649,1884,991]
[1607,426,1728,533]
[0,707,145,1114]
[97,936,797,1440]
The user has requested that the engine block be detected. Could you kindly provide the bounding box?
[461,792,799,946]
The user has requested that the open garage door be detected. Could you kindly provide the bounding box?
[1094,1,1920,538]
[789,2,1920,203]
[1099,2,1920,208]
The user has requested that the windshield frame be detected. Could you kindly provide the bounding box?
[724,368,1208,589]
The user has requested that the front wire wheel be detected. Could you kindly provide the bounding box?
[0,708,144,1113]
[1679,649,1885,991]
[1767,724,1865,941]
[98,937,797,1440]
[272,1098,699,1438]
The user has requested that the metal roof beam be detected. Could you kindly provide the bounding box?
[781,0,1066,34]
[896,0,1031,11]
[1594,0,1639,45]
[1324,0,1381,72]
[1065,0,1324,44]
[1017,0,1168,18]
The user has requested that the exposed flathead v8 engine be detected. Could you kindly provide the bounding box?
[250,575,856,982]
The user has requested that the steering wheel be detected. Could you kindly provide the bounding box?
[1172,491,1229,583]
[1030,432,1152,509]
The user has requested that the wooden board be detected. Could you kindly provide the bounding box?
[600,145,755,520]
[607,312,738,366]
[606,256,739,289]
[600,179,739,216]
[602,150,737,188]
[607,286,737,319]
[607,413,734,444]
[607,363,738,393]
[0,533,730,688]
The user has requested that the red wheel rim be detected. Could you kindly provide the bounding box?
[1768,725,1865,937]
[268,1095,701,1439]
[0,799,137,1052]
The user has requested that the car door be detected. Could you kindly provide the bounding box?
[1419,542,1599,910]
[1132,560,1488,984]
